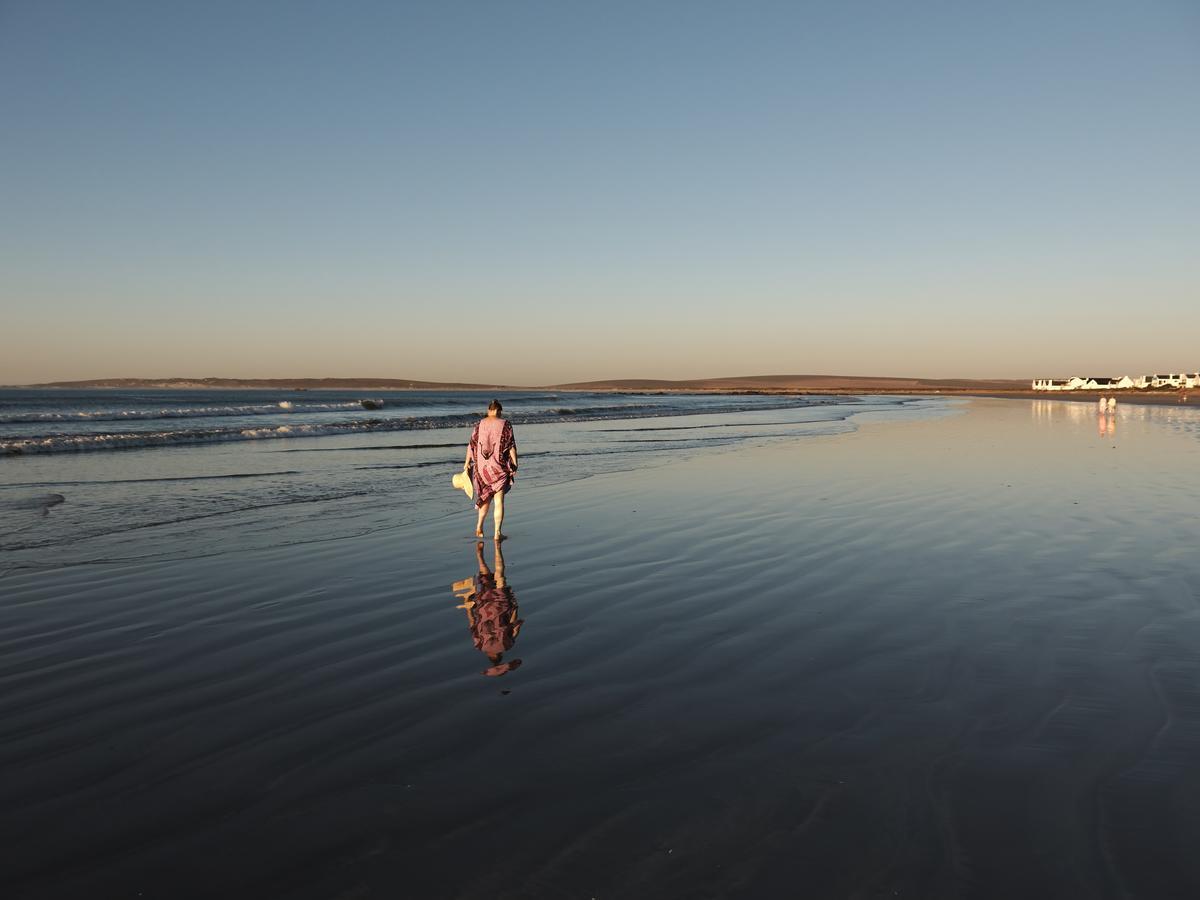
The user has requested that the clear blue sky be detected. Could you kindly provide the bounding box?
[3,0,1197,384]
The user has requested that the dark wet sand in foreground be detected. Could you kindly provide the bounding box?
[3,399,1200,899]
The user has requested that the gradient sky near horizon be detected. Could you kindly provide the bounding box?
[2,0,1198,385]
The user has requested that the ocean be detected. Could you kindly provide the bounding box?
[0,388,950,574]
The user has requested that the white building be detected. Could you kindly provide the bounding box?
[1033,371,1197,391]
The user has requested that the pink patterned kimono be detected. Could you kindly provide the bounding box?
[469,417,516,508]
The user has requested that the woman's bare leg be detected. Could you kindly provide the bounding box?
[475,498,491,537]
[493,491,505,541]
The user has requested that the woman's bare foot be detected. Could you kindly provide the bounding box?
[494,533,507,542]
[474,531,484,539]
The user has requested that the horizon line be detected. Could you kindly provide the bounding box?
[8,372,1052,390]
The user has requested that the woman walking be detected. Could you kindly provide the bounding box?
[463,399,518,540]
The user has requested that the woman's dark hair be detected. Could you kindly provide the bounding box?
[488,399,503,414]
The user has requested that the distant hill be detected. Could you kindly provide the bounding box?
[547,374,1030,392]
[25,377,518,390]
[21,374,1030,392]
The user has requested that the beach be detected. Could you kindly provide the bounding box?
[23,376,1199,410]
[3,396,1200,898]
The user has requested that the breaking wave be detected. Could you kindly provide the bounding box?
[0,401,364,425]
[1,399,841,456]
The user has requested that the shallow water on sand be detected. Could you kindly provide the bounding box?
[0,392,936,573]
[2,398,1199,899]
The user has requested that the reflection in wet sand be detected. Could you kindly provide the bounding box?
[451,541,524,676]
[1031,398,1119,440]
[1030,393,1200,451]
[7,399,1200,898]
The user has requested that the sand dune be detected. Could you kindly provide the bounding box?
[26,373,1029,393]
[548,373,1029,392]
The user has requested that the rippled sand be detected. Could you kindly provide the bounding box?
[3,399,1199,898]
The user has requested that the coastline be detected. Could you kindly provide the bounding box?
[9,379,1196,409]
[7,374,1027,392]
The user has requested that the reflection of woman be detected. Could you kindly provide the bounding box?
[451,541,523,677]
[463,399,518,541]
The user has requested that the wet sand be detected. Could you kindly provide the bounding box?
[970,390,1200,408]
[3,399,1200,898]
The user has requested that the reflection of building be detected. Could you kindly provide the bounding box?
[1032,372,1199,391]
[1032,399,1096,424]
[1032,398,1118,438]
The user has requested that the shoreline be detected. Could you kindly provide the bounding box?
[7,381,1197,408]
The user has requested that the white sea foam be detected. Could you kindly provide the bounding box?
[0,402,361,425]
[0,397,859,456]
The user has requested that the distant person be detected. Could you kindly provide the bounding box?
[463,399,518,540]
